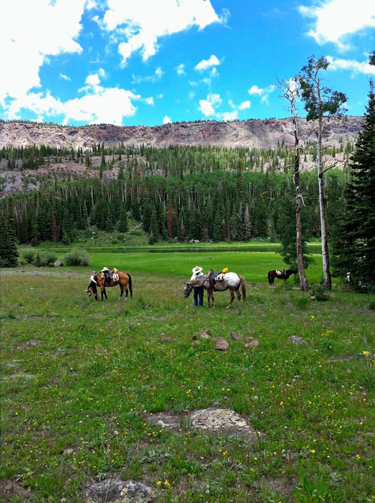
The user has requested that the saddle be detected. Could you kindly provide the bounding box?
[275,270,285,276]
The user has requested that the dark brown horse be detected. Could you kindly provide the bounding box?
[86,271,132,301]
[184,272,247,308]
[268,269,296,286]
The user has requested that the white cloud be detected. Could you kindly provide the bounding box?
[188,92,195,100]
[0,0,86,104]
[102,0,223,64]
[239,100,251,110]
[219,111,238,121]
[132,66,164,84]
[144,97,154,105]
[163,115,171,124]
[299,0,375,50]
[248,84,275,104]
[195,54,220,72]
[6,81,140,126]
[248,85,263,96]
[86,74,101,87]
[176,63,186,76]
[59,73,71,81]
[199,93,221,116]
[326,56,375,76]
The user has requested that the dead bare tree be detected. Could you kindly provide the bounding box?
[276,78,309,291]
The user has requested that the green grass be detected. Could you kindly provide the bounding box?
[1,251,374,502]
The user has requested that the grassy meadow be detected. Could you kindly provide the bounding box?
[1,248,374,502]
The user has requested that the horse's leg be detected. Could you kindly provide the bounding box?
[227,288,235,309]
[211,291,216,308]
[118,284,124,302]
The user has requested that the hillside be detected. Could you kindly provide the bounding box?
[0,116,363,150]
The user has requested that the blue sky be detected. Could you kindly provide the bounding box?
[1,0,375,127]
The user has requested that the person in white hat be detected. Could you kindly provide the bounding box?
[190,266,204,306]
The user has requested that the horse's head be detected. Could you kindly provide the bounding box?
[184,282,193,298]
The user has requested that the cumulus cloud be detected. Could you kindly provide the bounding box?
[176,64,186,76]
[0,0,86,104]
[144,97,154,105]
[248,85,263,96]
[59,73,71,81]
[6,70,140,126]
[195,54,220,72]
[248,84,275,104]
[299,0,375,50]
[199,93,222,116]
[163,115,171,124]
[219,111,238,121]
[326,56,375,76]
[102,0,223,64]
[239,100,251,110]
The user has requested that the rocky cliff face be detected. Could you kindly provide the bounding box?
[0,116,363,150]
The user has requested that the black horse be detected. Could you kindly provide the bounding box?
[268,269,296,286]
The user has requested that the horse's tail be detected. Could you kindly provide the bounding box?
[240,275,247,303]
[268,271,272,285]
[127,273,133,297]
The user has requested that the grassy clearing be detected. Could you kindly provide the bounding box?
[1,252,374,502]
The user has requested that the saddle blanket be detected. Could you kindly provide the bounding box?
[112,273,119,282]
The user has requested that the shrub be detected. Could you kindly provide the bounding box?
[310,283,330,302]
[130,230,141,236]
[22,249,36,264]
[33,251,57,267]
[64,250,90,267]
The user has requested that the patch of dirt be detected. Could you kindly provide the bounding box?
[146,412,182,431]
[146,408,263,440]
[16,339,43,350]
[1,480,32,501]
[258,476,295,502]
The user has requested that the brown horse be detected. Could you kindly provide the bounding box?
[184,272,247,308]
[86,271,132,301]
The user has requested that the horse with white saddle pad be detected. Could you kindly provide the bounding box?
[184,271,247,308]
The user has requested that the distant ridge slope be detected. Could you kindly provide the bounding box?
[0,117,363,150]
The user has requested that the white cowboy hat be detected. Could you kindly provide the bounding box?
[192,266,203,274]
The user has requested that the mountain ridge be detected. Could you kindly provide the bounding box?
[0,116,363,150]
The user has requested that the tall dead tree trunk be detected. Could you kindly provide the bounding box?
[299,56,347,291]
[276,78,309,291]
[293,113,309,291]
[317,113,331,290]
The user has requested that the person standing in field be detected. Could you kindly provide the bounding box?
[191,266,205,307]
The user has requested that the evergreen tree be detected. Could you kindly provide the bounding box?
[333,54,375,287]
[0,215,18,267]
[118,206,129,233]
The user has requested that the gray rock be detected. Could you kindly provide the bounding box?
[216,338,229,351]
[86,480,154,503]
[288,335,307,345]
[55,260,63,267]
[229,331,240,340]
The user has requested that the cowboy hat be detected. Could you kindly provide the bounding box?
[192,266,203,274]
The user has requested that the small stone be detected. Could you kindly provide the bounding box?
[310,296,316,301]
[230,331,240,340]
[288,335,307,346]
[216,338,229,351]
[245,336,255,342]
[161,336,172,342]
[245,339,259,349]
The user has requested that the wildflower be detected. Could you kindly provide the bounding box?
[363,351,370,356]
[164,480,171,489]
[156,481,162,487]
[280,401,284,406]
[356,455,361,459]
[310,449,316,454]
[310,315,315,319]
